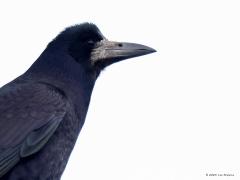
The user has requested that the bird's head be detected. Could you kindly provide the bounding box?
[48,23,156,77]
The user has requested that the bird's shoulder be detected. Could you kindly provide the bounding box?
[0,79,66,108]
[0,79,69,143]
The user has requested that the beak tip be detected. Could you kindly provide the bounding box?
[151,48,157,53]
[145,46,157,54]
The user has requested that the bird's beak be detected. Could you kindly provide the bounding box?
[91,40,156,67]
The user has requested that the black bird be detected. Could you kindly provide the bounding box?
[0,23,156,179]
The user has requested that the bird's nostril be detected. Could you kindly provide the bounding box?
[118,43,123,47]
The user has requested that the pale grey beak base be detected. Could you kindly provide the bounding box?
[91,40,156,66]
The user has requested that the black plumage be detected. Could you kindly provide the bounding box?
[0,23,156,179]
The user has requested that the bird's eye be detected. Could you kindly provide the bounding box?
[87,40,94,45]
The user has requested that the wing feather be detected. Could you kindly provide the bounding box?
[0,81,68,177]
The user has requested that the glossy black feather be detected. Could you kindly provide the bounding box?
[0,22,155,179]
[0,23,100,179]
[0,81,67,177]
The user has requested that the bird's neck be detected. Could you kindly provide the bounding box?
[1,50,99,180]
[25,49,96,107]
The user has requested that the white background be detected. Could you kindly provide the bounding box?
[0,0,240,180]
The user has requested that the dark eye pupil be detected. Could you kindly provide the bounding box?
[87,40,94,44]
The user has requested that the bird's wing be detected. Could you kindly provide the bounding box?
[0,81,68,177]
